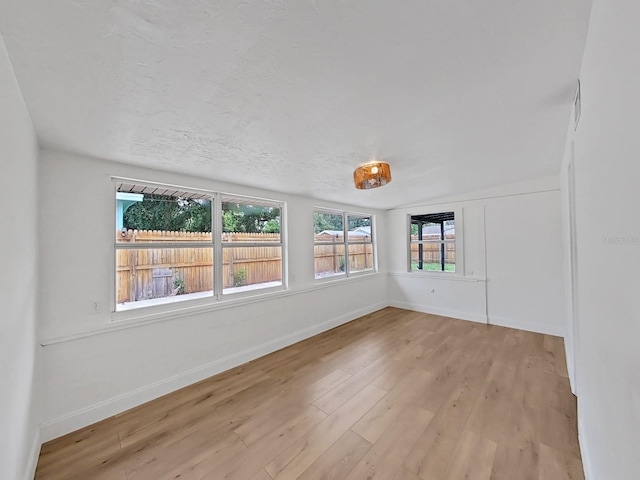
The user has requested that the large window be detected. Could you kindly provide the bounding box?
[115,180,284,312]
[409,212,455,272]
[314,210,375,279]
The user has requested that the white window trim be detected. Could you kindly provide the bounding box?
[219,193,286,299]
[313,207,377,281]
[406,206,464,276]
[112,177,287,319]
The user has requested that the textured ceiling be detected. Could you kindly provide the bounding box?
[0,0,590,209]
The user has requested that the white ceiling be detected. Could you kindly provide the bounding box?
[0,0,590,209]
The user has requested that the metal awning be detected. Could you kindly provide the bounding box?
[116,182,212,200]
[410,212,454,224]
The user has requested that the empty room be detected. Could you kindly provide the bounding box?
[1,1,638,479]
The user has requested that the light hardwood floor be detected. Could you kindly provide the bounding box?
[35,307,584,480]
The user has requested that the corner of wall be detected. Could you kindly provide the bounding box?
[22,429,41,480]
[578,412,594,480]
[0,32,42,480]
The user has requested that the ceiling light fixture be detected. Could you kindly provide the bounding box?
[353,161,392,190]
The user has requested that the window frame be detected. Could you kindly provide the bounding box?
[220,194,286,299]
[313,208,377,281]
[112,177,287,316]
[407,207,464,276]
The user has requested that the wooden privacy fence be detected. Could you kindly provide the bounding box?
[116,230,282,304]
[313,234,374,274]
[410,234,456,265]
[116,230,376,303]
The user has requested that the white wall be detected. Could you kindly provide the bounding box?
[37,149,388,440]
[485,189,565,334]
[0,36,41,480]
[387,177,565,336]
[561,1,640,478]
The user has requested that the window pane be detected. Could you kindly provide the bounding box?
[116,188,212,242]
[222,246,282,294]
[116,247,213,311]
[222,201,281,241]
[348,243,374,273]
[314,243,346,279]
[410,243,456,272]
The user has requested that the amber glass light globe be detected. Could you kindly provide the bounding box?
[353,162,391,189]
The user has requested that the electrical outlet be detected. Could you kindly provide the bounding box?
[430,288,435,294]
[91,301,100,313]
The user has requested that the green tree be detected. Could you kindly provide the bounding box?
[123,196,282,234]
[263,219,280,233]
[314,213,343,234]
[222,203,280,233]
[124,195,212,232]
[348,217,370,230]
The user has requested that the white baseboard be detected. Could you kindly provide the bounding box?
[40,301,387,442]
[389,300,487,324]
[388,302,565,337]
[23,428,40,480]
[488,315,565,337]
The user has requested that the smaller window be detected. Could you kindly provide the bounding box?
[314,210,375,279]
[409,212,455,272]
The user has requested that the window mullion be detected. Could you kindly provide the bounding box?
[343,212,350,276]
[213,193,223,300]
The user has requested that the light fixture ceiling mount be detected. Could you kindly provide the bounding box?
[353,161,392,190]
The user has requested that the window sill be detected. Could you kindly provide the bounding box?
[389,271,486,282]
[314,269,376,283]
[112,282,286,323]
[114,281,285,314]
[40,273,380,346]
[115,291,216,312]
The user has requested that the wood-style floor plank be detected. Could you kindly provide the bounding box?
[344,406,434,480]
[296,430,371,480]
[393,466,422,480]
[264,383,387,480]
[204,405,327,480]
[538,443,585,480]
[34,307,583,480]
[351,367,434,443]
[447,429,497,480]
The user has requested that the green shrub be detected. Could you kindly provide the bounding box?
[173,277,185,295]
[234,268,247,287]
